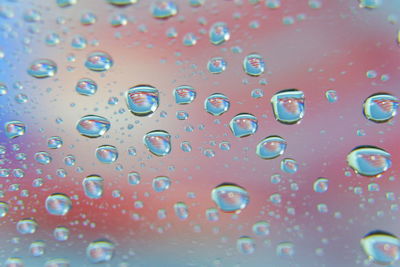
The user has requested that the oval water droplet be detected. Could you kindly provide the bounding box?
[16,218,38,234]
[86,239,115,263]
[347,146,391,177]
[5,121,25,139]
[71,35,87,50]
[361,230,400,265]
[47,136,63,149]
[211,183,249,213]
[95,145,118,164]
[243,53,265,76]
[363,93,399,123]
[359,0,382,9]
[85,52,113,72]
[237,236,255,255]
[204,93,230,116]
[143,130,171,156]
[76,115,111,138]
[83,175,104,199]
[28,59,57,78]
[107,0,138,6]
[57,0,77,7]
[152,176,171,192]
[173,85,196,104]
[209,22,230,45]
[110,14,128,27]
[125,85,159,116]
[151,1,178,19]
[207,57,227,74]
[76,78,97,96]
[229,113,258,138]
[45,193,72,216]
[313,178,329,193]
[271,89,305,124]
[256,135,287,159]
[34,151,52,165]
[174,202,189,220]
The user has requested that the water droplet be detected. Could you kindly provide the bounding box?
[83,175,104,199]
[256,135,287,159]
[45,33,61,46]
[183,32,197,46]
[361,230,400,265]
[211,183,249,213]
[325,90,338,103]
[75,78,98,96]
[81,12,97,25]
[363,93,399,123]
[71,35,87,49]
[189,0,205,7]
[28,59,57,78]
[5,121,25,139]
[5,258,24,267]
[125,85,159,116]
[252,221,270,236]
[243,53,265,76]
[110,14,128,27]
[251,88,264,99]
[54,226,69,241]
[35,151,52,165]
[277,242,295,258]
[0,201,9,218]
[313,178,329,193]
[45,258,70,267]
[143,130,171,156]
[76,115,111,138]
[152,176,171,192]
[174,202,189,220]
[174,85,196,104]
[64,155,76,166]
[48,136,63,149]
[359,0,382,9]
[206,208,219,221]
[57,0,77,7]
[237,236,255,254]
[280,158,298,174]
[207,57,227,74]
[347,146,391,177]
[16,218,38,234]
[151,1,178,19]
[30,241,45,257]
[24,9,41,22]
[229,113,258,138]
[85,52,113,72]
[86,239,115,263]
[180,141,192,152]
[176,111,189,120]
[96,145,118,164]
[108,0,138,6]
[128,171,141,185]
[266,0,281,8]
[271,89,305,124]
[209,22,230,45]
[204,93,230,116]
[45,193,72,216]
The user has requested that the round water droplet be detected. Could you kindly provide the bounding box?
[174,85,196,105]
[71,35,87,50]
[252,221,270,236]
[81,12,97,25]
[95,145,118,164]
[271,89,305,124]
[237,236,255,255]
[174,202,189,220]
[347,146,391,177]
[180,141,192,152]
[280,158,298,174]
[28,59,57,78]
[209,22,230,45]
[5,121,25,139]
[183,32,197,46]
[151,1,178,19]
[128,171,141,185]
[229,113,258,138]
[207,57,227,74]
[45,193,72,216]
[152,176,171,192]
[48,136,63,149]
[359,0,382,9]
[125,85,159,116]
[30,241,45,257]
[17,218,38,234]
[107,0,138,6]
[64,155,76,166]
[76,78,97,96]
[0,201,9,218]
[35,151,52,165]
[76,115,111,138]
[86,239,115,263]
[211,183,249,213]
[57,0,77,7]
[54,226,69,241]
[325,90,338,103]
[361,230,400,265]
[110,14,128,27]
[45,33,61,46]
[204,93,230,116]
[313,178,329,193]
[256,135,287,159]
[85,52,113,72]
[83,175,104,199]
[243,53,265,76]
[363,93,399,123]
[251,88,264,99]
[143,130,171,156]
[277,242,295,258]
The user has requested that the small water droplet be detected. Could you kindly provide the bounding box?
[152,176,171,192]
[45,193,72,216]
[204,93,230,116]
[85,52,113,72]
[271,89,305,124]
[5,121,25,139]
[143,130,171,156]
[83,175,104,199]
[211,183,249,213]
[151,1,178,19]
[237,236,255,255]
[207,57,227,74]
[209,22,230,45]
[174,202,189,220]
[86,239,115,263]
[28,59,57,78]
[256,136,287,159]
[16,218,38,234]
[76,115,111,138]
[243,53,265,76]
[313,178,329,193]
[174,85,196,104]
[125,85,159,116]
[96,145,118,164]
[229,113,258,138]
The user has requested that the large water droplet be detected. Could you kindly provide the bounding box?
[45,193,72,216]
[204,93,230,116]
[85,52,113,72]
[256,135,287,159]
[96,145,118,164]
[151,1,178,19]
[5,121,25,139]
[237,236,255,254]
[211,183,249,213]
[125,85,159,116]
[347,146,391,177]
[34,151,52,165]
[361,230,400,265]
[28,59,57,78]
[363,93,399,123]
[143,130,171,156]
[152,176,171,192]
[229,113,258,138]
[16,218,38,234]
[83,175,104,199]
[76,115,111,138]
[174,202,189,220]
[76,78,97,96]
[209,22,230,45]
[173,85,196,105]
[243,53,265,76]
[207,57,227,74]
[86,239,115,263]
[271,89,305,124]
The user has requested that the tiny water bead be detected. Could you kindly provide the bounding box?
[152,176,171,192]
[347,146,391,177]
[83,175,104,199]
[143,130,171,156]
[5,121,25,139]
[125,85,159,116]
[256,135,287,159]
[47,136,63,149]
[174,85,196,104]
[271,89,305,124]
[34,151,52,165]
[237,236,256,255]
[211,183,249,213]
[86,239,115,263]
[325,90,338,103]
[128,171,141,185]
[85,52,113,72]
[54,226,69,241]
[361,230,400,265]
[76,115,111,138]
[96,145,118,164]
[107,0,138,6]
[151,1,178,19]
[174,202,189,220]
[229,113,258,138]
[0,201,9,218]
[280,158,298,174]
[207,57,227,74]
[45,193,72,216]
[363,93,399,123]
[251,88,264,99]
[204,93,230,116]
[176,111,188,120]
[28,59,57,78]
[16,219,38,234]
[209,22,230,45]
[76,78,97,96]
[243,53,265,76]
[313,178,329,193]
